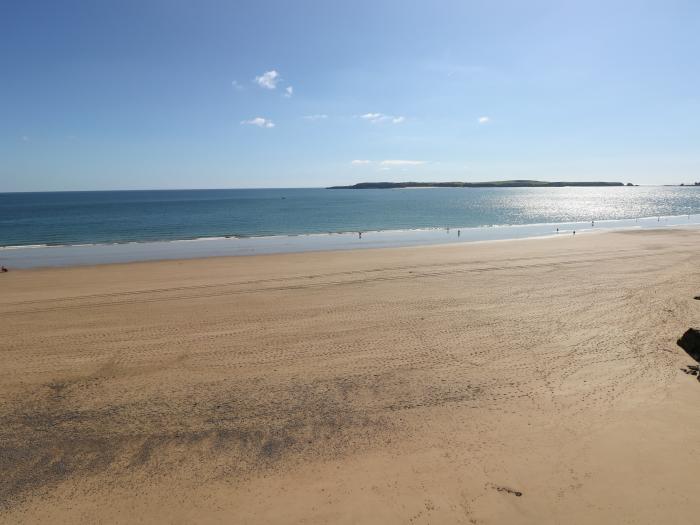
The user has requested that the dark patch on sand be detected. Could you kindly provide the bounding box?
[0,369,481,510]
[681,364,699,379]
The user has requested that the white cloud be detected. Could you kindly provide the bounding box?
[254,70,280,89]
[380,160,426,166]
[360,112,384,121]
[241,117,275,128]
[303,114,328,120]
[231,80,244,90]
[284,86,293,98]
[478,116,490,124]
[351,159,372,165]
[359,112,405,124]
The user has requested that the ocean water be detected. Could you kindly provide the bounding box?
[1,186,699,267]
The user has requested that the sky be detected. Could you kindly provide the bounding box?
[2,0,700,191]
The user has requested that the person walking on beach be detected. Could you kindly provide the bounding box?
[358,231,362,239]
[457,229,461,238]
[573,230,576,236]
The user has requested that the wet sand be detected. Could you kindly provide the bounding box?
[1,228,699,523]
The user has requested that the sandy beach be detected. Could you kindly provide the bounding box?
[1,228,699,524]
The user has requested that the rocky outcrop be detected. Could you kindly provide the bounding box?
[677,328,700,362]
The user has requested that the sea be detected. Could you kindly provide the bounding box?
[1,186,699,268]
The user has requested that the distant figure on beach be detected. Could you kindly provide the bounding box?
[591,220,594,227]
[573,230,576,236]
[556,227,559,233]
[1,266,7,273]
[457,229,461,238]
[358,231,362,239]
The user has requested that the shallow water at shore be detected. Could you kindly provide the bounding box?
[2,214,699,268]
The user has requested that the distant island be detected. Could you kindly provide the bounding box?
[329,180,629,189]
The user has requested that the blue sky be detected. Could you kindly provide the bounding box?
[2,0,699,191]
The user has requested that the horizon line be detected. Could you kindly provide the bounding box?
[4,183,695,194]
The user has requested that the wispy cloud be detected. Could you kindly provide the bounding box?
[351,159,426,167]
[241,117,275,128]
[359,113,406,124]
[21,135,29,142]
[231,80,244,91]
[254,70,280,89]
[380,160,426,166]
[360,113,383,121]
[284,86,293,98]
[478,116,490,124]
[303,114,328,120]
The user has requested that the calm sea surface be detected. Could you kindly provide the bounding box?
[1,186,699,248]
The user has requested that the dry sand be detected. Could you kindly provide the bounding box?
[1,228,700,524]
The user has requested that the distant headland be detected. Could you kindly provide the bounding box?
[328,180,630,189]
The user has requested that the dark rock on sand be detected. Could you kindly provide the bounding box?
[677,328,700,362]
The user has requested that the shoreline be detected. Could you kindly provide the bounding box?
[2,212,699,269]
